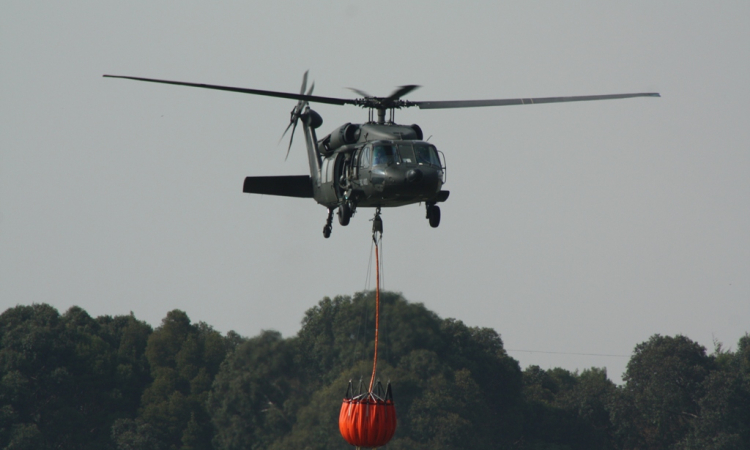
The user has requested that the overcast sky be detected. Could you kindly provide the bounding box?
[2,2,749,383]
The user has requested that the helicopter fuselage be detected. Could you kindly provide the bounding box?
[240,115,450,236]
[313,123,448,210]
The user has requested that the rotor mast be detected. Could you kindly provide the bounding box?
[376,107,387,124]
[360,101,398,124]
[367,103,404,124]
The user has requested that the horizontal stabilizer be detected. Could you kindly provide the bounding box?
[243,175,314,198]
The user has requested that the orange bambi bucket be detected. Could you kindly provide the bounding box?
[339,230,396,447]
[339,381,396,448]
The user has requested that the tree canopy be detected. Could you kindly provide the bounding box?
[1,293,748,450]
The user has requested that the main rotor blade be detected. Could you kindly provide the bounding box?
[103,75,355,106]
[347,87,372,98]
[299,70,308,96]
[414,92,660,109]
[388,84,420,101]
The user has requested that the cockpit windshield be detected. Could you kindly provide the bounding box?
[373,144,398,166]
[397,144,416,165]
[414,144,441,167]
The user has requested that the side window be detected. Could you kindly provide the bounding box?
[360,146,371,169]
[415,144,431,165]
[415,144,440,167]
[428,145,440,166]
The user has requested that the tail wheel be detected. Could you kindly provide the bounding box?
[428,205,441,228]
[338,203,351,226]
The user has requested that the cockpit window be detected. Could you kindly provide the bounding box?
[415,144,440,167]
[373,144,398,166]
[397,144,416,165]
[360,146,371,169]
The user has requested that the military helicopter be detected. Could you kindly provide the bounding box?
[104,72,659,238]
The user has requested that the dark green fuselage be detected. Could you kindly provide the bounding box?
[311,122,448,209]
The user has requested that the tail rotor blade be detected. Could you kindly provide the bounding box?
[282,72,312,160]
[279,71,311,159]
[279,119,295,143]
[285,120,298,161]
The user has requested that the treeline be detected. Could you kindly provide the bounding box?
[1,292,748,450]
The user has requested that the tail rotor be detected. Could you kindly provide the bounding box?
[280,71,314,160]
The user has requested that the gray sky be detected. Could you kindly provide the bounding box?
[2,1,748,383]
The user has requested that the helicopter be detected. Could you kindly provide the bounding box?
[104,72,659,238]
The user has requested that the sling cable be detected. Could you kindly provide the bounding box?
[339,208,397,448]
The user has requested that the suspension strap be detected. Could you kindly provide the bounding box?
[369,235,381,393]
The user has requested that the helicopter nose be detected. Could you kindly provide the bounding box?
[406,169,423,183]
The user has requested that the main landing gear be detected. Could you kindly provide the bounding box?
[323,202,355,238]
[323,209,333,238]
[338,202,352,226]
[324,203,439,238]
[426,203,441,228]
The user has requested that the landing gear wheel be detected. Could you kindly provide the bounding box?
[323,208,334,239]
[428,205,441,228]
[338,203,351,226]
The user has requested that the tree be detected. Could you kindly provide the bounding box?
[0,304,153,450]
[208,330,302,450]
[4,300,747,450]
[209,292,525,450]
[677,334,750,449]
[111,418,164,450]
[140,310,228,450]
[611,334,714,449]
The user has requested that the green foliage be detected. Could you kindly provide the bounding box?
[2,298,749,450]
[208,330,302,450]
[610,334,750,449]
[140,310,229,450]
[0,304,152,450]
[209,292,524,450]
[611,336,698,448]
[111,418,164,450]
[519,366,615,450]
[738,334,750,377]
